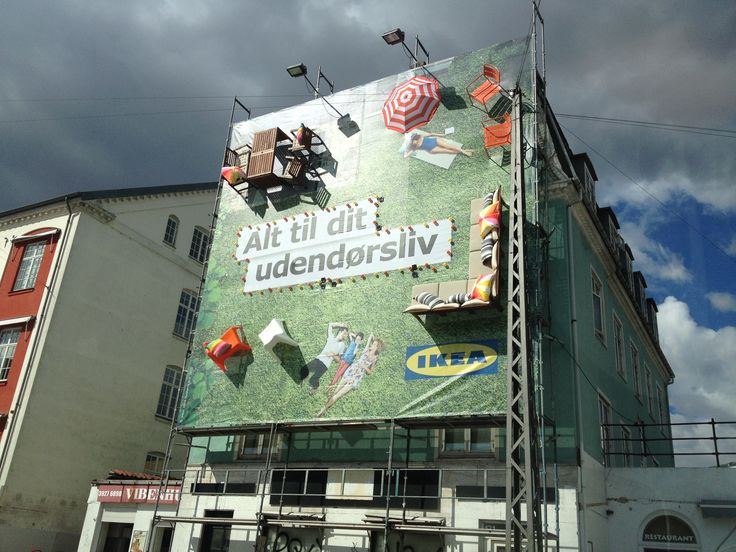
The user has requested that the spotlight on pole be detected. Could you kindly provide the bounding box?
[381,27,429,69]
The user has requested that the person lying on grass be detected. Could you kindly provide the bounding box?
[316,335,385,417]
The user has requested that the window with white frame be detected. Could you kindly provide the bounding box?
[239,433,275,459]
[163,215,179,246]
[189,226,210,263]
[13,241,46,291]
[440,428,497,456]
[0,328,21,381]
[591,269,605,342]
[630,342,641,399]
[156,365,182,420]
[613,314,625,379]
[144,451,166,475]
[645,366,654,416]
[173,289,198,339]
[598,394,612,466]
[621,426,632,467]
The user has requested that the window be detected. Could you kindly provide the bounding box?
[0,328,21,381]
[591,269,605,341]
[13,241,46,291]
[239,433,274,458]
[621,426,632,467]
[598,394,612,465]
[645,366,654,416]
[440,428,497,455]
[201,510,233,552]
[156,365,183,420]
[613,314,625,379]
[173,289,198,339]
[189,226,210,263]
[163,215,179,246]
[144,452,166,475]
[631,342,641,399]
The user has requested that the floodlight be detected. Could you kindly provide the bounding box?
[382,28,405,45]
[381,28,428,69]
[286,63,307,78]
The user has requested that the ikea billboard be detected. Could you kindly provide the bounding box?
[177,38,533,429]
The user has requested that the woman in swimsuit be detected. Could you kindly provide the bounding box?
[404,133,473,158]
[316,335,385,417]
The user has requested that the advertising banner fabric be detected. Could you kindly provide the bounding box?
[178,38,533,429]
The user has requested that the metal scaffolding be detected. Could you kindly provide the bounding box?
[504,88,543,552]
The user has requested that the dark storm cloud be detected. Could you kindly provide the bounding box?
[0,0,734,213]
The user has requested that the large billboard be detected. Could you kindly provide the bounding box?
[178,38,534,429]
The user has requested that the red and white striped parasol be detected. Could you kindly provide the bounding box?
[382,76,441,133]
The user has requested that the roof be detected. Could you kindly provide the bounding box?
[107,469,163,481]
[0,181,217,220]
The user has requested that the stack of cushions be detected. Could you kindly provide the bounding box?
[294,123,307,147]
[479,188,502,267]
[221,166,247,186]
[204,338,232,359]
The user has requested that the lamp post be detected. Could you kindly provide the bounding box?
[381,28,429,69]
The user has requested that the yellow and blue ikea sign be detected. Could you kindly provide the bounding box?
[404,340,499,379]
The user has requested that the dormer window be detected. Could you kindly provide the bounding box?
[608,218,618,246]
[583,167,595,206]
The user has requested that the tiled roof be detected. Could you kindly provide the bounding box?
[107,469,162,481]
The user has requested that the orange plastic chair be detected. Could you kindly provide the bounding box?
[482,113,512,156]
[203,326,252,372]
[466,64,502,111]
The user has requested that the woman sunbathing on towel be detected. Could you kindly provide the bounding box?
[404,132,473,158]
[316,335,385,417]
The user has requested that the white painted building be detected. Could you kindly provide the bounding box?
[77,474,181,552]
[0,183,216,551]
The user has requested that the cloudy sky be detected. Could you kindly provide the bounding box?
[2,0,734,464]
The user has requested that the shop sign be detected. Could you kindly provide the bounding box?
[97,484,180,504]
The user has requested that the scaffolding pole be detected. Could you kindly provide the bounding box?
[384,420,396,552]
[504,88,542,552]
[146,97,249,552]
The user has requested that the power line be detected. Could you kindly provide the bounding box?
[559,123,736,267]
[558,113,736,139]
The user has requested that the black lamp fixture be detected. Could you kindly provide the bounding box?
[381,27,429,69]
[286,63,335,99]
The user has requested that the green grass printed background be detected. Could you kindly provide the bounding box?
[179,39,533,428]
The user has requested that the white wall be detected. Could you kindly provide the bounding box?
[77,485,179,552]
[605,467,736,551]
[170,465,582,552]
[0,188,215,549]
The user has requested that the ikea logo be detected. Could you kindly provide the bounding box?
[405,340,499,379]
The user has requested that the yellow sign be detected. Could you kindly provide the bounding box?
[405,340,498,379]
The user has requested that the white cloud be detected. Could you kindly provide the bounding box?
[706,292,736,312]
[619,221,692,283]
[658,296,736,466]
[598,173,736,215]
[727,238,736,256]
